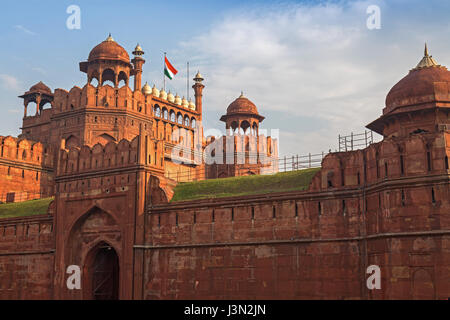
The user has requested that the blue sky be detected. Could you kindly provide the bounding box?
[1,0,450,156]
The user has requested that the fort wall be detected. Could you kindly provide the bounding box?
[0,136,54,202]
[0,206,54,299]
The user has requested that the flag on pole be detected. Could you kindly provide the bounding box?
[164,56,178,80]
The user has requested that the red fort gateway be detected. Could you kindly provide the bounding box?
[0,37,448,299]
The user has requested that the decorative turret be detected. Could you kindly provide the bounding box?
[19,81,54,117]
[367,44,450,137]
[132,43,146,92]
[192,71,204,118]
[167,91,175,103]
[80,34,132,88]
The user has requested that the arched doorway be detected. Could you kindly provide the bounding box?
[84,242,119,300]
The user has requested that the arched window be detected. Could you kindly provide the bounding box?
[184,116,190,127]
[155,106,161,117]
[191,118,196,128]
[170,111,176,122]
[177,114,183,125]
[163,109,168,120]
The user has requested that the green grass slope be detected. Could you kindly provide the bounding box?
[171,168,320,202]
[0,197,53,219]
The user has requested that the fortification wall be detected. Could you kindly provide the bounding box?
[0,136,54,202]
[141,131,450,300]
[0,207,55,299]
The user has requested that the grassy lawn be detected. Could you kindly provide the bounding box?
[0,197,54,219]
[171,168,320,202]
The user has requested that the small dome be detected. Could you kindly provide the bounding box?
[152,85,160,97]
[159,89,167,100]
[142,82,152,95]
[167,91,175,103]
[188,99,195,110]
[175,94,182,105]
[133,43,144,56]
[181,96,189,107]
[385,45,450,113]
[194,71,204,82]
[226,92,259,115]
[88,34,130,63]
[29,81,52,94]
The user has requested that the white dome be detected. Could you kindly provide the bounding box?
[142,82,152,95]
[152,85,160,97]
[175,94,182,105]
[181,96,188,108]
[188,98,195,110]
[159,89,167,100]
[167,91,175,103]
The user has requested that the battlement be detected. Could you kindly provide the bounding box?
[57,134,164,177]
[0,136,53,167]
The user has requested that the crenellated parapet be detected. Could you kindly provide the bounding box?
[57,134,164,177]
[0,136,54,202]
[0,136,53,167]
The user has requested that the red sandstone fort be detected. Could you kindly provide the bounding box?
[0,36,448,299]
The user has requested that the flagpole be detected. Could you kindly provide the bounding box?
[163,52,166,92]
[187,61,190,100]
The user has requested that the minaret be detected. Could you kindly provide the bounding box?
[192,71,204,119]
[132,43,145,92]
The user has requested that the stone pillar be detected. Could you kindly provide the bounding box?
[35,95,41,116]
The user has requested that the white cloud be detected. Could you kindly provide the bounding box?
[0,74,21,91]
[176,0,441,156]
[14,25,37,36]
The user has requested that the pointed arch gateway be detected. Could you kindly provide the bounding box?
[66,205,122,300]
[83,241,120,300]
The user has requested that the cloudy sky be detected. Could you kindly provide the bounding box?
[1,0,450,156]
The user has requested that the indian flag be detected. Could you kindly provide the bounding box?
[164,56,178,80]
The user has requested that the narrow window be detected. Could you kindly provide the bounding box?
[427,151,432,172]
[341,169,345,186]
[176,213,178,227]
[384,162,388,178]
[357,172,361,185]
[36,172,39,181]
[22,170,25,178]
[272,205,276,219]
[212,209,215,222]
[445,155,449,170]
[7,167,11,175]
[342,200,346,215]
[251,206,255,220]
[193,212,196,224]
[327,179,333,188]
[400,155,404,175]
[231,207,234,221]
[295,202,298,217]
[318,202,322,216]
[158,215,161,227]
[431,187,436,204]
[401,190,405,206]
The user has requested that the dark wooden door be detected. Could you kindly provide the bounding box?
[92,246,119,300]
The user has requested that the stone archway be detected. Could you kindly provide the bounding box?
[83,241,120,300]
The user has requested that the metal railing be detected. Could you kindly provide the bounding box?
[165,151,327,183]
[338,130,374,152]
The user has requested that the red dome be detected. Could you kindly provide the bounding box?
[385,66,450,113]
[226,94,259,115]
[29,81,52,94]
[88,37,130,63]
